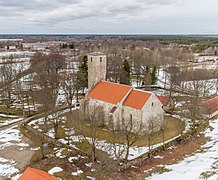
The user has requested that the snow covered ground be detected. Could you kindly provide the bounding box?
[0,125,31,179]
[0,117,23,127]
[156,67,217,96]
[0,51,34,58]
[0,113,23,127]
[149,118,218,180]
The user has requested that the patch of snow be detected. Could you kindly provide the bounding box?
[153,155,164,159]
[68,156,78,163]
[0,114,19,118]
[0,157,19,177]
[85,162,93,167]
[55,148,66,159]
[86,176,96,180]
[71,169,83,176]
[0,126,21,143]
[48,167,63,175]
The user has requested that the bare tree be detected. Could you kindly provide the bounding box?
[122,115,139,161]
[143,115,162,157]
[0,60,16,112]
[79,106,104,162]
[49,112,63,139]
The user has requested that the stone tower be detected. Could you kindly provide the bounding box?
[88,52,107,90]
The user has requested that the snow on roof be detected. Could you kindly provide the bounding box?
[200,96,218,115]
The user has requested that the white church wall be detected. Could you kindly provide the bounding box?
[122,106,143,132]
[87,98,117,125]
[141,94,165,132]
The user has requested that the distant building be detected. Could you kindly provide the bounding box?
[19,167,58,180]
[80,52,165,133]
[157,95,170,111]
[4,45,17,50]
[200,96,218,119]
[23,42,48,50]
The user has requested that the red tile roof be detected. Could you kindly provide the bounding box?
[19,167,58,180]
[87,81,132,105]
[200,96,218,115]
[157,95,170,106]
[123,89,151,110]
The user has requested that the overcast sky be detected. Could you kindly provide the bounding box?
[0,0,217,34]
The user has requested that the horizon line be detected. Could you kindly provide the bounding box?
[0,33,218,36]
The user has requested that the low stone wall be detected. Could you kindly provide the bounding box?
[23,105,71,125]
[21,104,83,154]
[22,124,64,148]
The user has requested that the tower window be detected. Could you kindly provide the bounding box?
[152,102,154,107]
[100,57,102,62]
[91,57,92,62]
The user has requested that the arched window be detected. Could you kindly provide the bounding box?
[100,57,102,62]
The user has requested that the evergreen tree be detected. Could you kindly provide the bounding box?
[62,43,68,49]
[123,59,131,75]
[121,60,131,85]
[79,55,88,87]
[151,65,157,85]
[69,43,75,49]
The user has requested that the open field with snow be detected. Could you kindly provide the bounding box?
[149,117,218,180]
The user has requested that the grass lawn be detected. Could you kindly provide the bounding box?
[64,110,185,147]
[28,109,184,162]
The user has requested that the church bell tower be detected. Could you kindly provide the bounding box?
[88,52,107,90]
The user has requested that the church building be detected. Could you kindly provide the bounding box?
[80,52,165,133]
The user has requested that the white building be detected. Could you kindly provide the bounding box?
[80,52,165,133]
[81,81,164,133]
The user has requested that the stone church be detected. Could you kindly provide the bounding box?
[80,52,165,133]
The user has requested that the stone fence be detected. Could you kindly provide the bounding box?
[21,104,83,154]
[22,123,64,148]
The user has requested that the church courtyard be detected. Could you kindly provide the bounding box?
[28,109,185,160]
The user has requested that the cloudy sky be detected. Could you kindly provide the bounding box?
[0,0,217,34]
